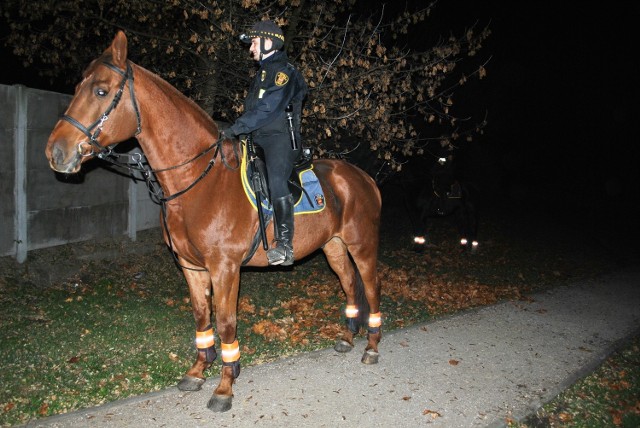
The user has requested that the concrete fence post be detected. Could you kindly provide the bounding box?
[14,85,28,263]
[128,176,137,241]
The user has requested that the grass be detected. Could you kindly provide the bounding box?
[512,336,640,428]
[0,199,634,426]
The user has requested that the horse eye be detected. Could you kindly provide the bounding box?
[94,88,108,97]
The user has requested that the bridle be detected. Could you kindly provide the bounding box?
[61,60,142,159]
[58,58,237,200]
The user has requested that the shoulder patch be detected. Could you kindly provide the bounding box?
[275,71,289,86]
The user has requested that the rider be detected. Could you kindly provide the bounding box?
[220,20,308,266]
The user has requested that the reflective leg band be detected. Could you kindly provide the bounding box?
[195,326,217,363]
[368,312,382,327]
[345,305,359,333]
[368,312,382,330]
[221,340,240,363]
[195,326,215,349]
[345,305,359,318]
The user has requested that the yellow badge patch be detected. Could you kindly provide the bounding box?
[275,71,289,86]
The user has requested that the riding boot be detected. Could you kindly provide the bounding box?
[267,194,295,266]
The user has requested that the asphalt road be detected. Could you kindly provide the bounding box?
[25,266,640,427]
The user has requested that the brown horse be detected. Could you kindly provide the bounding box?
[45,31,382,412]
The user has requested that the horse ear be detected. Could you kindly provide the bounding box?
[110,31,128,69]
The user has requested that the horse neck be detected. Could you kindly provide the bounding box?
[131,65,238,194]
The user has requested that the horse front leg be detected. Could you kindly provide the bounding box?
[207,264,241,413]
[176,259,216,392]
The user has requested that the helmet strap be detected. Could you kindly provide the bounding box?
[260,37,276,56]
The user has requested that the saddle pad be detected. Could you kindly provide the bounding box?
[240,143,326,216]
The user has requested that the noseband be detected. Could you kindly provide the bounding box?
[61,61,142,158]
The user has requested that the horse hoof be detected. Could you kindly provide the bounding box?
[177,375,205,391]
[334,340,354,353]
[207,394,233,412]
[361,350,379,365]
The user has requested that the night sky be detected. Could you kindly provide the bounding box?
[2,1,638,235]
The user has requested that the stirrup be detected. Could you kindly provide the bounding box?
[266,242,294,266]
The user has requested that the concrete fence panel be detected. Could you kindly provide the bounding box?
[0,84,160,262]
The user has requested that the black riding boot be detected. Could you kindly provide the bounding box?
[267,194,295,266]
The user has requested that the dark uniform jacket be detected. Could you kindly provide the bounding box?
[229,51,307,145]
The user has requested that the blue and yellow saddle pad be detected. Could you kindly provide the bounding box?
[240,142,326,216]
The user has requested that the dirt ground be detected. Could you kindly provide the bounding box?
[0,228,169,289]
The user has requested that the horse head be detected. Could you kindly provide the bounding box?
[46,31,140,174]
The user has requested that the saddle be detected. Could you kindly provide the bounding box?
[240,142,325,216]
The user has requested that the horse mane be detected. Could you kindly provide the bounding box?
[127,60,243,168]
[133,63,219,134]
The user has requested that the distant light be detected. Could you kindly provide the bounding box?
[438,157,447,165]
[414,236,426,245]
[472,241,479,247]
[460,238,468,245]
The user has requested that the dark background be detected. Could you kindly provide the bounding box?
[2,1,638,238]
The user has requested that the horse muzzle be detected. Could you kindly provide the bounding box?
[47,139,84,174]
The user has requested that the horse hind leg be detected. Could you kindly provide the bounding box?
[349,242,382,365]
[323,237,381,364]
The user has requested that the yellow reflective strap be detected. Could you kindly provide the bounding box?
[221,340,240,363]
[195,328,215,349]
[368,312,382,328]
[345,304,359,318]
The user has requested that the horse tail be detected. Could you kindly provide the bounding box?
[354,264,370,331]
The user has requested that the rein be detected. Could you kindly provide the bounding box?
[104,141,239,273]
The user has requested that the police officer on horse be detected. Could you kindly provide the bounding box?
[220,20,308,266]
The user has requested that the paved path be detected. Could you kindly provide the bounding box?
[26,267,640,427]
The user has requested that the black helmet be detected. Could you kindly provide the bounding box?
[239,20,285,53]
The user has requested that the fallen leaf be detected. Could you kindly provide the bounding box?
[558,412,573,422]
[610,410,622,426]
[252,320,287,341]
[239,296,255,314]
[449,359,459,366]
[423,409,442,418]
[38,402,49,416]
